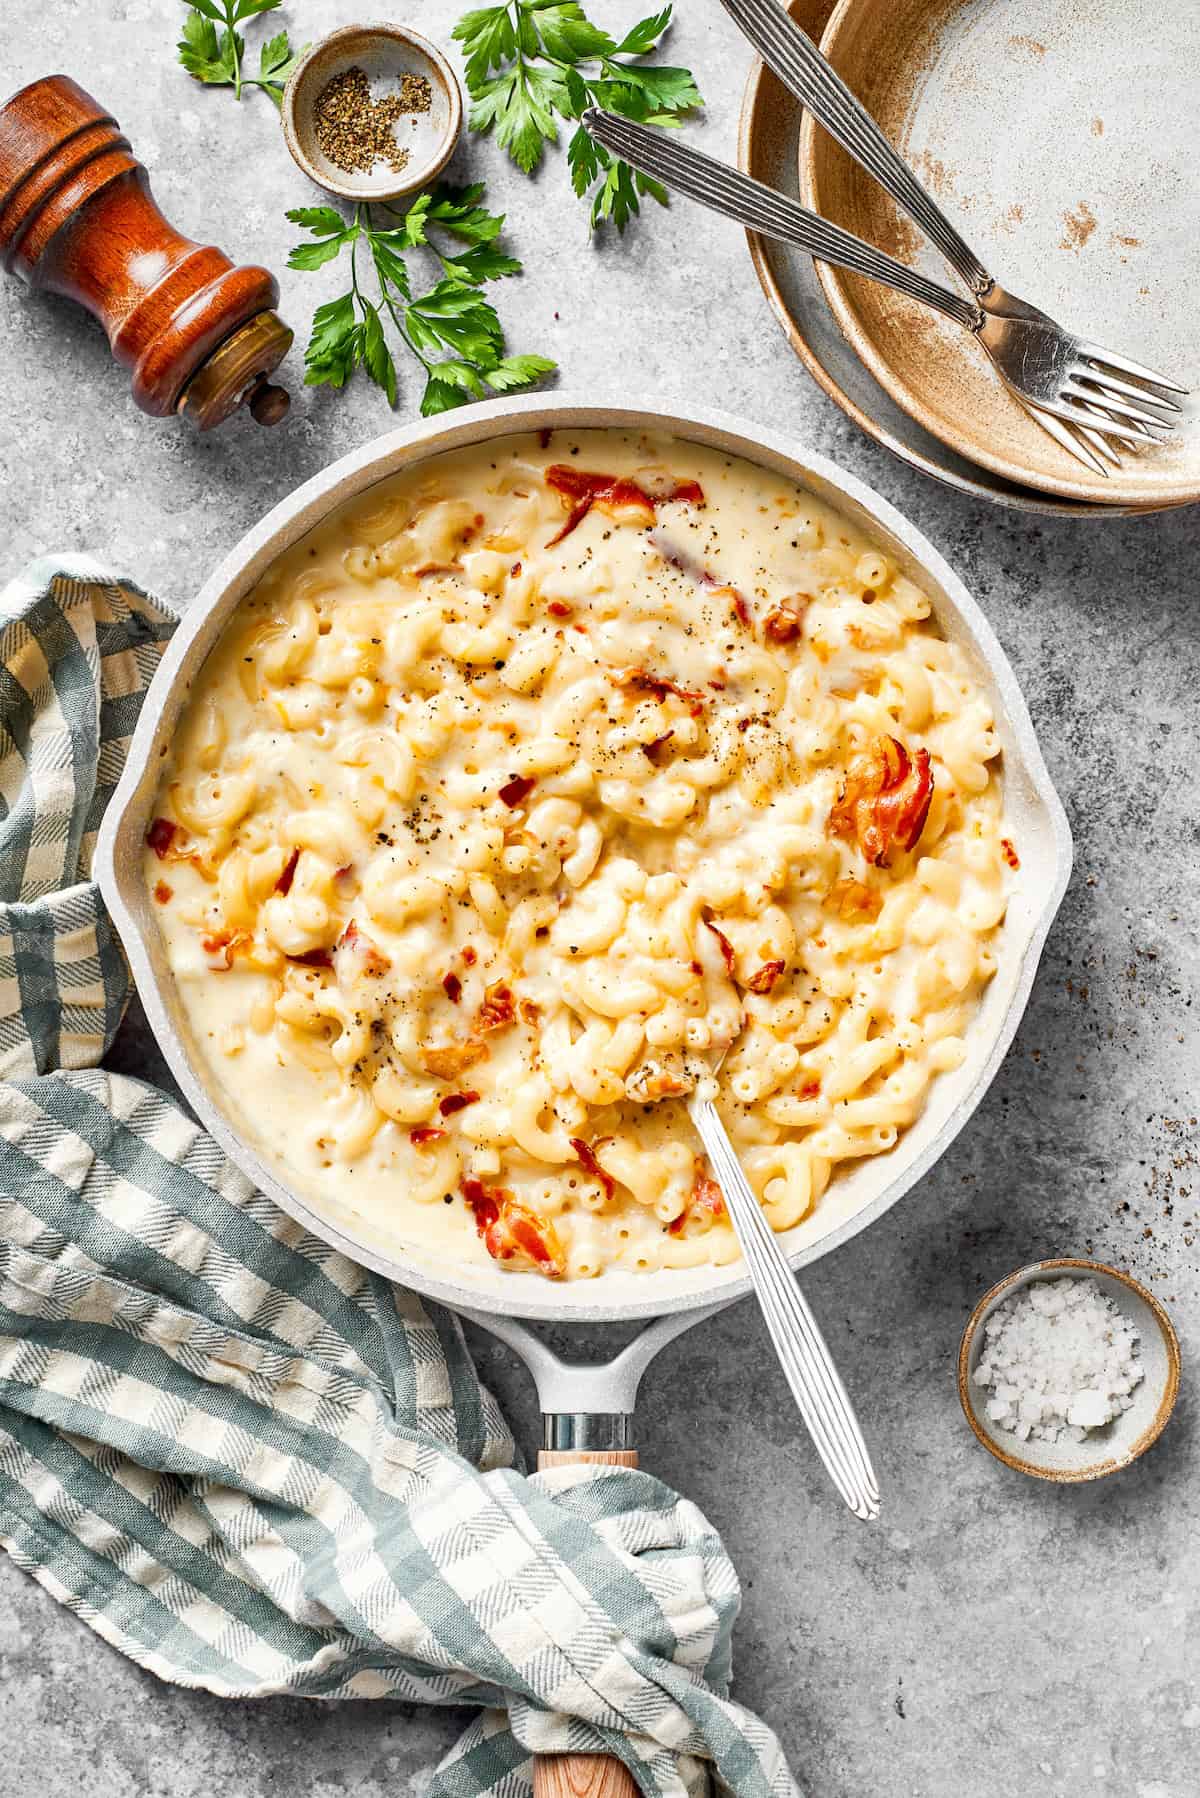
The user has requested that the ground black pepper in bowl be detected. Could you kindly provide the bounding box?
[282,23,462,201]
[314,65,432,177]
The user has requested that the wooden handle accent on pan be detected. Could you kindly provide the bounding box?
[0,75,291,428]
[538,1449,640,1470]
[532,1447,641,1798]
[533,1754,642,1798]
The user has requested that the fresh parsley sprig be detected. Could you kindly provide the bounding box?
[287,187,556,416]
[178,0,305,107]
[452,0,702,230]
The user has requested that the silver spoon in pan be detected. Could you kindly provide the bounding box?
[675,1040,880,1522]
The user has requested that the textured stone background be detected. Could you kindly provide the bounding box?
[1,3,1197,1795]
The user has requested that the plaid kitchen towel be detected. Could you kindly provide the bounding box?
[0,557,800,1798]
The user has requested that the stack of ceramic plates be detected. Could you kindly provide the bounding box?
[739,0,1198,516]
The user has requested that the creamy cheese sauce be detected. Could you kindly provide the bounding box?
[146,429,1010,1279]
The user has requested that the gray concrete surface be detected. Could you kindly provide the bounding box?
[1,4,1197,1795]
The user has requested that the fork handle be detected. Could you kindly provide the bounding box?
[583,110,980,333]
[718,0,992,296]
[533,1447,641,1798]
[687,1098,880,1522]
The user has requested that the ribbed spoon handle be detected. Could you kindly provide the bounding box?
[687,1096,880,1521]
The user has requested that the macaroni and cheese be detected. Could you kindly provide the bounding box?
[145,430,1012,1279]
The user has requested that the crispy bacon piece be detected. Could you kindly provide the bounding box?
[476,981,515,1033]
[545,465,705,546]
[462,945,478,967]
[146,817,178,859]
[1001,838,1020,870]
[617,667,706,717]
[570,1137,615,1200]
[636,471,705,508]
[762,599,809,644]
[335,919,390,976]
[547,600,573,618]
[720,586,752,628]
[746,959,786,994]
[443,971,462,1003]
[153,881,173,905]
[668,1166,726,1237]
[147,817,201,868]
[498,774,536,808]
[410,1126,446,1146]
[201,930,248,971]
[288,947,333,969]
[828,877,883,923]
[487,1202,566,1276]
[625,1059,694,1102]
[422,1037,487,1079]
[650,536,751,625]
[462,1179,566,1276]
[439,1090,480,1117]
[462,1176,503,1233]
[703,918,737,978]
[546,496,595,547]
[828,737,933,865]
[275,848,300,895]
[642,730,674,766]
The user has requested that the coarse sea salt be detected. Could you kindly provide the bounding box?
[972,1276,1144,1444]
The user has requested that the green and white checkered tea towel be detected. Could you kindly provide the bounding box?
[0,557,800,1798]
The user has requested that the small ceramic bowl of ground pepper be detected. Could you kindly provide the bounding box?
[282,23,461,203]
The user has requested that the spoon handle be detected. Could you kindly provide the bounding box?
[582,107,980,331]
[687,1096,881,1521]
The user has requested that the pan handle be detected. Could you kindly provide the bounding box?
[533,1444,641,1798]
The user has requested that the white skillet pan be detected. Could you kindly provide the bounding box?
[96,396,1072,1798]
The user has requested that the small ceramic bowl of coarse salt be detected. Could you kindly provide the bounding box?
[958,1259,1180,1483]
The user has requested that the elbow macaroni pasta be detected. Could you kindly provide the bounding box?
[145,430,1012,1280]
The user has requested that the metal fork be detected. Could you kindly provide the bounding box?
[686,1082,880,1522]
[584,107,1186,478]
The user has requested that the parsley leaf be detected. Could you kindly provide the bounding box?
[288,206,346,237]
[453,0,702,228]
[485,352,559,392]
[178,11,240,85]
[177,0,305,104]
[439,244,523,284]
[285,188,555,417]
[612,7,673,55]
[454,4,518,87]
[287,233,350,272]
[257,28,305,104]
[302,293,361,389]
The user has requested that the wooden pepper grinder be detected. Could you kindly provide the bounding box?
[0,75,292,429]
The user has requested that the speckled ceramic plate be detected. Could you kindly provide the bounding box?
[798,0,1200,506]
[958,1259,1180,1483]
[738,0,1142,515]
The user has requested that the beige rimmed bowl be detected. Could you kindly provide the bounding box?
[958,1258,1181,1483]
[737,0,1171,516]
[282,23,461,203]
[797,0,1200,508]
